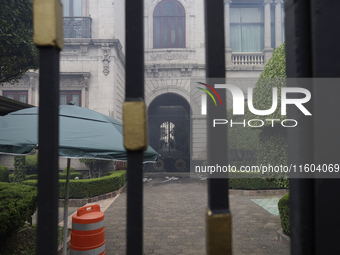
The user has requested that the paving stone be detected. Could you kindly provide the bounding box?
[104,178,289,255]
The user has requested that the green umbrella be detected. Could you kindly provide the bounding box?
[0,105,158,254]
[0,105,158,161]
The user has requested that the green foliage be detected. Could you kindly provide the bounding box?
[63,166,76,173]
[79,158,111,178]
[26,155,38,175]
[278,193,290,236]
[245,43,289,188]
[258,127,288,167]
[0,166,9,182]
[8,173,14,183]
[13,156,26,183]
[0,183,37,244]
[246,43,286,125]
[227,104,261,152]
[228,172,282,190]
[23,170,126,199]
[230,161,258,170]
[10,172,83,182]
[101,171,115,177]
[59,172,83,180]
[0,0,39,84]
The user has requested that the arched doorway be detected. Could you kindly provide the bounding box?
[146,93,190,172]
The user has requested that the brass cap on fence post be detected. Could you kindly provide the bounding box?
[206,209,232,255]
[123,101,148,151]
[33,0,63,49]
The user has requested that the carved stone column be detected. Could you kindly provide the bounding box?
[275,0,283,47]
[224,0,233,65]
[263,0,274,63]
[101,44,110,76]
[83,73,90,108]
[27,72,38,105]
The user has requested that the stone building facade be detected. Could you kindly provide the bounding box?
[0,0,285,171]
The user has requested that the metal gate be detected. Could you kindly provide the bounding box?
[146,114,190,172]
[33,0,340,254]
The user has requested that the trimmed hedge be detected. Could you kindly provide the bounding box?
[63,166,75,173]
[245,43,289,188]
[23,170,126,199]
[228,172,282,190]
[0,183,37,243]
[0,165,9,182]
[9,172,83,182]
[278,193,290,236]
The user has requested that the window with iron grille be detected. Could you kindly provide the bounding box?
[153,0,186,48]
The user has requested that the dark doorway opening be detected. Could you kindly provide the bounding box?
[146,93,190,172]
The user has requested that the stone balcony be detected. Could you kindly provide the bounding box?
[231,52,265,65]
[63,17,92,39]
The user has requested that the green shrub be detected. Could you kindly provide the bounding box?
[245,43,289,188]
[13,156,26,183]
[0,183,37,244]
[230,161,258,171]
[228,172,282,190]
[26,155,38,175]
[63,166,75,173]
[23,170,126,199]
[9,173,14,183]
[278,193,290,236]
[12,172,83,181]
[59,172,83,180]
[101,171,115,177]
[0,166,9,182]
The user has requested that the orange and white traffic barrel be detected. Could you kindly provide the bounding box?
[70,204,105,255]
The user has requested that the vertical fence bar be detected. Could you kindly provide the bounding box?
[310,1,340,254]
[124,0,145,254]
[33,0,63,254]
[286,0,340,254]
[36,46,60,255]
[204,0,231,254]
[285,1,315,254]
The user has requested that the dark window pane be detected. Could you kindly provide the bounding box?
[177,5,183,15]
[72,94,80,106]
[170,18,176,47]
[163,2,175,16]
[18,94,27,103]
[163,18,168,47]
[60,95,67,105]
[155,18,161,47]
[155,6,160,15]
[178,18,183,47]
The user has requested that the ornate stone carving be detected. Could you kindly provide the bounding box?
[150,53,189,61]
[263,0,273,4]
[101,44,110,76]
[79,45,89,55]
[60,76,85,87]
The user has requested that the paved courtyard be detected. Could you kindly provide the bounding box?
[104,178,290,255]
